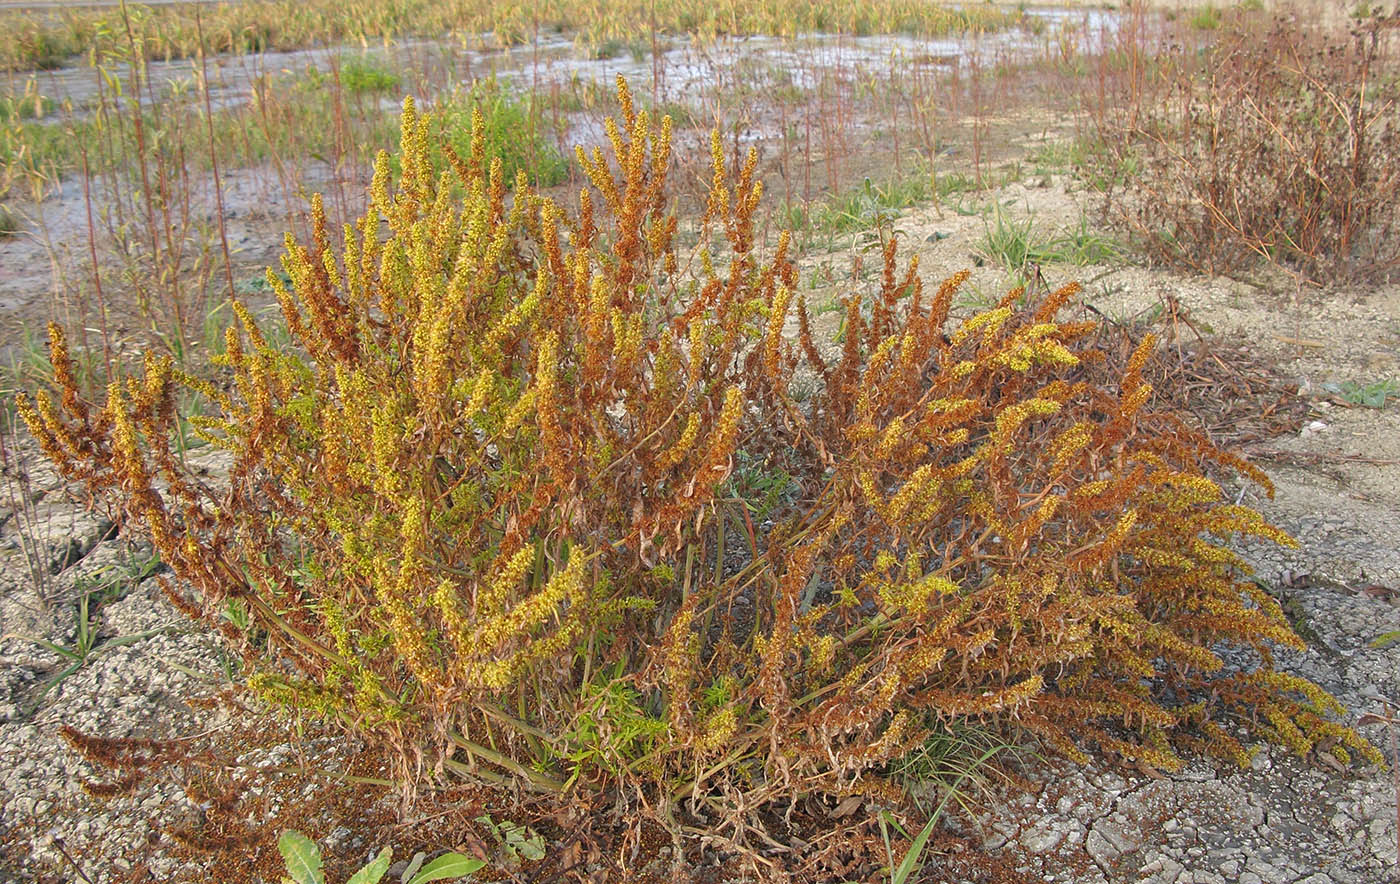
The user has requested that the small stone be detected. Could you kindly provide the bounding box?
[1141,854,1185,884]
[1020,817,1073,853]
[1094,772,1129,794]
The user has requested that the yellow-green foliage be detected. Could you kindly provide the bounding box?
[22,79,1378,860]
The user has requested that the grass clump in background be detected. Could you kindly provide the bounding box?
[976,205,1121,272]
[339,58,402,94]
[432,79,568,188]
[20,79,1380,878]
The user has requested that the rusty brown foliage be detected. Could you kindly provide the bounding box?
[19,77,1379,875]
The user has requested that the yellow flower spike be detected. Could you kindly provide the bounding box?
[1048,422,1093,474]
[228,298,267,351]
[585,142,621,213]
[873,416,907,461]
[686,318,707,391]
[485,275,544,358]
[610,310,643,370]
[244,352,274,423]
[415,312,452,408]
[712,386,743,446]
[614,72,634,125]
[501,389,537,435]
[707,129,729,221]
[473,552,586,660]
[889,464,937,522]
[27,392,77,461]
[320,408,349,494]
[743,171,764,218]
[462,368,495,424]
[763,284,793,380]
[697,708,739,754]
[370,404,401,490]
[172,369,231,414]
[1074,479,1112,500]
[443,244,476,323]
[586,274,610,344]
[223,325,243,367]
[1125,333,1157,378]
[535,331,567,479]
[657,413,700,472]
[1079,509,1140,569]
[948,360,977,380]
[108,385,150,488]
[868,336,897,380]
[572,141,589,178]
[487,156,505,201]
[991,398,1062,453]
[484,209,513,273]
[469,105,486,172]
[398,95,418,168]
[281,232,312,292]
[856,470,887,517]
[321,238,343,292]
[433,578,472,651]
[370,149,392,218]
[950,306,1013,347]
[1121,381,1153,416]
[652,114,674,180]
[628,107,650,178]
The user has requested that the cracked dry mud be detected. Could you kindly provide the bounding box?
[3,173,1400,883]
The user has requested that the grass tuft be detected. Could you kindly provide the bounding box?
[339,58,402,94]
[975,205,1120,272]
[432,79,568,188]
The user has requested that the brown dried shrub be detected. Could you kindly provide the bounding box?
[1095,8,1400,283]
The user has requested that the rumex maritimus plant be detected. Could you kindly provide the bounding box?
[21,77,1378,876]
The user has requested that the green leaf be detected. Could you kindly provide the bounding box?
[405,853,486,884]
[277,830,326,884]
[346,847,393,884]
[1370,629,1400,649]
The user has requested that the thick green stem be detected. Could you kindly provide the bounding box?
[448,731,565,793]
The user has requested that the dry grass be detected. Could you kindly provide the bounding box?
[0,0,1025,71]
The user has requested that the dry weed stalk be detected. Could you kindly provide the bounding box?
[1095,7,1400,284]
